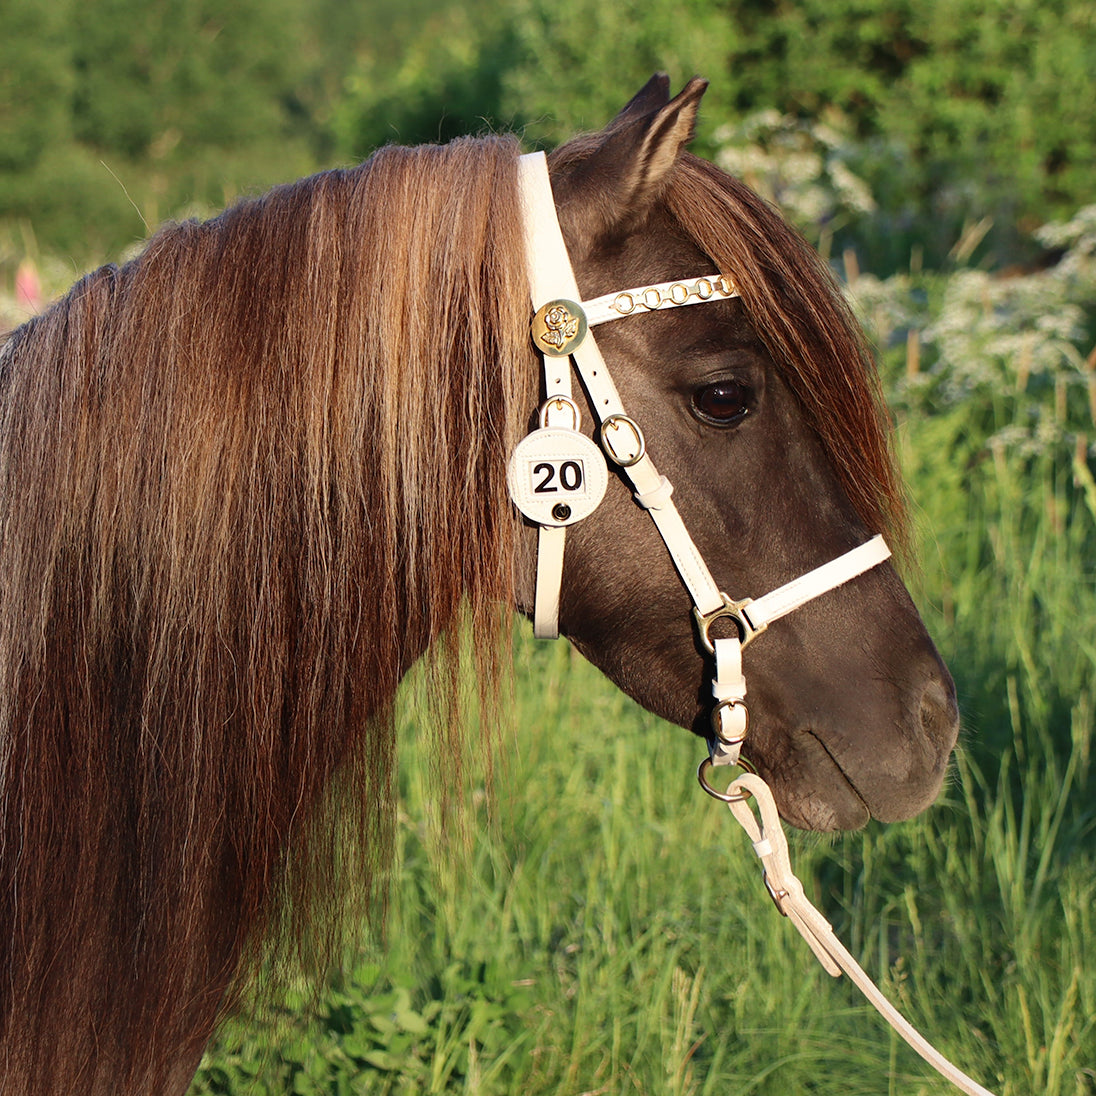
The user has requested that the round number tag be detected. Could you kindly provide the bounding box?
[507,428,608,526]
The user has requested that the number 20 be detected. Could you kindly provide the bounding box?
[533,460,584,493]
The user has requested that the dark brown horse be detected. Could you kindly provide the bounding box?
[0,76,958,1095]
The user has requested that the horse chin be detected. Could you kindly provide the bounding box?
[752,746,872,832]
[689,712,871,831]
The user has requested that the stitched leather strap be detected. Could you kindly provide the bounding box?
[725,773,997,1096]
[519,154,578,410]
[710,636,747,764]
[702,542,891,764]
[533,525,566,639]
[518,153,730,630]
[744,535,891,632]
[584,274,738,326]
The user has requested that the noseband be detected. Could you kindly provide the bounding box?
[507,152,996,1096]
[509,152,890,777]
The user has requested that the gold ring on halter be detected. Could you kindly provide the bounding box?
[538,394,581,431]
[697,754,757,802]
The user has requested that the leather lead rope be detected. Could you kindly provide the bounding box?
[721,772,997,1096]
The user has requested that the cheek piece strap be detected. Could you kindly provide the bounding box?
[509,151,996,1096]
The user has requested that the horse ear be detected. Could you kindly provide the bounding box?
[550,76,709,246]
[606,72,673,129]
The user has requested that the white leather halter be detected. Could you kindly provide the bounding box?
[508,152,997,1096]
[509,151,890,768]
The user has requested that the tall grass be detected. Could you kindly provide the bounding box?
[189,594,1093,1094]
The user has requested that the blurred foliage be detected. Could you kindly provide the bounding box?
[1,0,1095,268]
[0,0,322,259]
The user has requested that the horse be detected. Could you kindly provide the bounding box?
[0,75,959,1095]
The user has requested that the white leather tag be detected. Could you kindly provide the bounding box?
[507,428,609,527]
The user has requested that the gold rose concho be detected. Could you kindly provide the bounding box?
[531,299,587,357]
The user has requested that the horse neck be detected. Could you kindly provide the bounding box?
[0,138,535,1096]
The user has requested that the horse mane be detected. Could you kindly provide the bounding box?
[666,153,909,553]
[0,136,533,1091]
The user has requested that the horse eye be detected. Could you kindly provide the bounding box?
[692,379,752,426]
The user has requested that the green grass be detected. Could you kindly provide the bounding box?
[189,471,1096,1096]
[190,345,1096,1094]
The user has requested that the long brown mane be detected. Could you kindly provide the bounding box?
[0,129,905,1092]
[0,136,533,1091]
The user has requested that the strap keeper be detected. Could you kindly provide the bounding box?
[634,475,674,510]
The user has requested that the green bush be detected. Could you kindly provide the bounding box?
[5,1,1096,269]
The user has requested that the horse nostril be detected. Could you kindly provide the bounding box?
[919,676,960,750]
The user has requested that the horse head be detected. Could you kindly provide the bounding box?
[514,76,959,831]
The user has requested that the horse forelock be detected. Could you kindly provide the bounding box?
[666,154,909,556]
[0,136,533,1091]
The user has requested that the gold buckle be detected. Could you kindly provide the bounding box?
[600,414,645,467]
[710,697,749,745]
